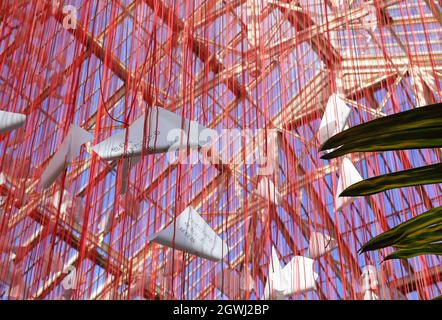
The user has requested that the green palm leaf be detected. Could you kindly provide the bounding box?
[319,103,442,152]
[340,163,442,197]
[384,243,442,260]
[393,225,442,249]
[360,206,442,252]
[320,103,442,261]
[320,126,442,160]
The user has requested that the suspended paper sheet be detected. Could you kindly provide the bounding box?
[97,210,115,246]
[239,267,254,293]
[263,247,318,300]
[255,177,281,205]
[0,172,11,191]
[318,94,351,146]
[361,265,379,300]
[39,125,93,189]
[330,0,346,8]
[148,206,229,261]
[127,272,150,299]
[52,189,84,226]
[61,266,77,300]
[0,155,31,206]
[214,267,254,299]
[360,265,407,300]
[364,290,379,300]
[362,4,378,33]
[336,158,363,211]
[98,213,113,238]
[263,247,286,300]
[91,107,206,161]
[0,172,10,208]
[282,256,318,296]
[4,179,30,209]
[0,110,26,134]
[308,232,338,259]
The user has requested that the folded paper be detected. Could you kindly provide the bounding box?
[91,107,207,161]
[52,189,84,226]
[255,177,281,205]
[39,125,93,189]
[61,266,77,300]
[148,206,229,261]
[336,158,363,211]
[263,246,318,299]
[98,213,113,238]
[362,4,378,33]
[283,256,318,296]
[308,232,338,259]
[0,110,26,134]
[264,246,286,299]
[330,0,346,7]
[318,94,351,146]
[360,265,407,300]
[0,172,11,191]
[361,265,379,300]
[0,171,30,208]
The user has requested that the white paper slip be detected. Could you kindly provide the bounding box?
[0,110,26,134]
[52,189,84,226]
[361,265,379,300]
[91,107,208,161]
[336,157,363,211]
[263,246,318,299]
[317,93,351,146]
[255,177,282,205]
[308,232,338,259]
[39,125,93,189]
[148,206,229,262]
